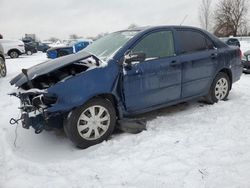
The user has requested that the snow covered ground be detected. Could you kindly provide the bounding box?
[0,53,250,188]
[240,40,250,53]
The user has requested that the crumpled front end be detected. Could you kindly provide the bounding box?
[10,89,59,133]
[9,52,111,134]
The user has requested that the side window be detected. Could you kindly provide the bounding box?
[177,30,214,54]
[132,31,175,60]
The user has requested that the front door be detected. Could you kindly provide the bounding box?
[122,30,182,112]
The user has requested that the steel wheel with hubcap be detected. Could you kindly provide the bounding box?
[64,98,116,149]
[0,57,6,77]
[214,78,229,100]
[205,72,230,104]
[77,105,110,140]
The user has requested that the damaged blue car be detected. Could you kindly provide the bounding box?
[10,26,242,148]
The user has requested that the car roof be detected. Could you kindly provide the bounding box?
[120,25,207,33]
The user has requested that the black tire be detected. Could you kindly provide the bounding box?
[205,72,231,104]
[9,50,19,58]
[64,98,116,149]
[243,69,250,74]
[0,56,6,77]
[26,51,32,55]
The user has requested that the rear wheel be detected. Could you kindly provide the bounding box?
[64,98,116,149]
[205,72,230,104]
[0,57,6,77]
[9,50,19,58]
[26,50,32,55]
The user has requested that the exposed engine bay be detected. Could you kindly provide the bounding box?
[9,54,104,133]
[20,56,101,90]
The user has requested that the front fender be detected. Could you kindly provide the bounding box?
[47,61,120,113]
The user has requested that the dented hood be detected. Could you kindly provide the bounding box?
[10,51,92,87]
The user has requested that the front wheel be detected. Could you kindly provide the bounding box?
[0,57,6,77]
[9,50,19,58]
[64,98,116,149]
[205,72,230,104]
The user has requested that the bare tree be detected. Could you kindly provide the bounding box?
[127,23,139,29]
[69,34,82,39]
[214,0,248,37]
[88,32,109,41]
[48,37,60,43]
[199,0,212,31]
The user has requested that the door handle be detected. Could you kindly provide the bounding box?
[170,60,181,66]
[135,69,142,75]
[211,53,218,59]
[128,68,143,76]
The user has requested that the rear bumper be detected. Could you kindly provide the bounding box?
[232,63,243,83]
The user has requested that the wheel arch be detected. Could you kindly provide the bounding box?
[64,92,121,120]
[8,48,21,55]
[87,93,121,118]
[218,68,232,90]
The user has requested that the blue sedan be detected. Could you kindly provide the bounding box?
[47,41,92,59]
[10,26,242,148]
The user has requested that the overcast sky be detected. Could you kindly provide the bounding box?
[0,0,219,40]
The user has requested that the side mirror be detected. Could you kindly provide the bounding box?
[124,52,146,65]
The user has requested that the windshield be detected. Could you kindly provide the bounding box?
[84,31,139,61]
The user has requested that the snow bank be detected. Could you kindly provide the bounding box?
[1,53,250,188]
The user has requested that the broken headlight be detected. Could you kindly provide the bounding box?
[32,93,57,108]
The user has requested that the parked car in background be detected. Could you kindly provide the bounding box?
[10,26,242,149]
[25,42,37,55]
[23,40,50,53]
[0,39,25,58]
[242,50,250,73]
[36,42,50,52]
[46,41,92,59]
[47,46,73,59]
[22,37,34,44]
[226,38,241,47]
[0,43,6,77]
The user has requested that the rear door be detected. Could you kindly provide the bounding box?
[176,29,218,98]
[123,30,182,112]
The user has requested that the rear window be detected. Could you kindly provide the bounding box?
[177,30,214,54]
